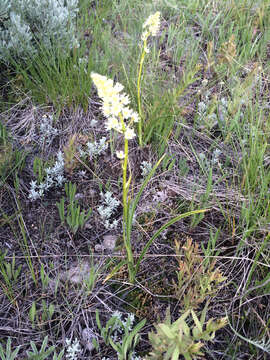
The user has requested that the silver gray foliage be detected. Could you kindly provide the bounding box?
[0,0,79,64]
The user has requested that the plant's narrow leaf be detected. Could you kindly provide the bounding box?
[135,209,208,272]
[103,259,127,283]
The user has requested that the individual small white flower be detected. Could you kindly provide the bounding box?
[115,122,124,133]
[202,79,208,86]
[144,46,150,53]
[122,107,133,119]
[141,30,148,41]
[119,94,130,105]
[124,127,136,140]
[114,82,124,93]
[30,180,37,188]
[102,101,111,117]
[110,99,123,116]
[131,112,140,123]
[116,150,125,159]
[106,117,119,131]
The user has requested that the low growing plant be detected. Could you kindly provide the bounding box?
[0,121,25,184]
[0,251,21,304]
[0,337,21,360]
[65,338,82,360]
[29,299,55,330]
[57,182,92,235]
[97,191,120,230]
[0,251,21,285]
[27,336,64,360]
[146,305,227,360]
[40,263,49,291]
[29,300,36,329]
[29,151,66,200]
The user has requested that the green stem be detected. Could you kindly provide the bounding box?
[122,138,128,229]
[120,115,135,283]
[137,41,147,147]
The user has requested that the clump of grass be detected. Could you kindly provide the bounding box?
[0,121,25,183]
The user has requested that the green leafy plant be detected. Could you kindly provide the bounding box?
[40,300,55,325]
[0,251,21,303]
[40,263,49,291]
[201,228,221,268]
[29,301,37,329]
[146,305,227,360]
[83,255,100,295]
[56,182,92,235]
[26,336,64,360]
[0,121,25,183]
[33,157,47,184]
[29,299,55,330]
[0,338,21,360]
[96,310,146,359]
[0,252,22,283]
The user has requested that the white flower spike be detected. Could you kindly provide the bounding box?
[91,72,137,141]
[116,151,125,159]
[143,12,160,37]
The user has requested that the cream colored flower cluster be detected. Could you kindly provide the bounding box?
[91,73,139,143]
[141,12,161,53]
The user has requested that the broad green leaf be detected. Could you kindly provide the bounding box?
[159,324,175,339]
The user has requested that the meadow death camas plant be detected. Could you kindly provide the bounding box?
[91,72,140,282]
[91,66,206,284]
